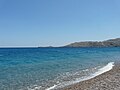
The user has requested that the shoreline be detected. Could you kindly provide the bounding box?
[60,62,120,90]
[46,62,114,90]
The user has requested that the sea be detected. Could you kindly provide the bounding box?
[0,47,120,90]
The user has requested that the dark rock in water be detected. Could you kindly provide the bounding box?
[64,38,120,47]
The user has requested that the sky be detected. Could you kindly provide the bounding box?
[0,0,120,47]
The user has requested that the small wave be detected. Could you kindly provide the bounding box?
[93,62,114,76]
[46,62,114,90]
[46,85,57,90]
[27,85,42,90]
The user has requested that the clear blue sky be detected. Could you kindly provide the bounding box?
[0,0,120,47]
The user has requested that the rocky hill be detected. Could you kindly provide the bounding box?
[64,38,120,47]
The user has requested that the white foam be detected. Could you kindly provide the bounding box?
[46,62,114,90]
[93,62,114,77]
[27,85,41,90]
[45,85,57,90]
[75,62,114,83]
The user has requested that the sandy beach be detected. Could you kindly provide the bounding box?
[59,63,120,90]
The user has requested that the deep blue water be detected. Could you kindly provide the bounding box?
[0,47,120,90]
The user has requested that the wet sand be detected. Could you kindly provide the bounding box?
[60,63,120,90]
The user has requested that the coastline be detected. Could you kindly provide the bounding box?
[60,62,120,90]
[46,62,114,90]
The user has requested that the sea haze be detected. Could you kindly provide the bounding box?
[0,47,120,90]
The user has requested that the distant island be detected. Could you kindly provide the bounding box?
[64,38,120,47]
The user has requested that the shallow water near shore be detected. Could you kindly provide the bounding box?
[0,47,120,90]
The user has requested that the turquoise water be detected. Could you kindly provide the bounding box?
[0,47,120,90]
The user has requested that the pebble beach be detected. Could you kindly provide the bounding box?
[61,63,120,90]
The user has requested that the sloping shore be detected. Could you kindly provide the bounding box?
[61,63,120,90]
